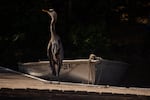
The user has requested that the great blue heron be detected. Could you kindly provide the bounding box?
[42,9,64,78]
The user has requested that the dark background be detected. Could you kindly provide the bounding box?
[0,0,150,87]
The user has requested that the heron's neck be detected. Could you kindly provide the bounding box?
[50,20,57,38]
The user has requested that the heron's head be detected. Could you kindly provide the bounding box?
[42,9,57,22]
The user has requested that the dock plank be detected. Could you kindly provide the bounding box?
[0,66,150,97]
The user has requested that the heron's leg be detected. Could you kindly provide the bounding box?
[52,68,56,76]
[55,63,61,83]
[49,61,56,76]
[57,75,60,84]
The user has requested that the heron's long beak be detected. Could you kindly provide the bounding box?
[42,9,48,13]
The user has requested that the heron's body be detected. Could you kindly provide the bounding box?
[47,35,64,76]
[42,9,64,77]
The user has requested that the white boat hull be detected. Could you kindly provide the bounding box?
[18,59,128,85]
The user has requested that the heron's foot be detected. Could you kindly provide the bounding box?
[46,81,52,84]
[57,81,60,84]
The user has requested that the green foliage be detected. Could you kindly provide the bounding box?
[68,21,111,57]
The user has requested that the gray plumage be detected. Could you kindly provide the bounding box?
[42,9,64,77]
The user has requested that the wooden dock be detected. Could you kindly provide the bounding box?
[0,66,150,100]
